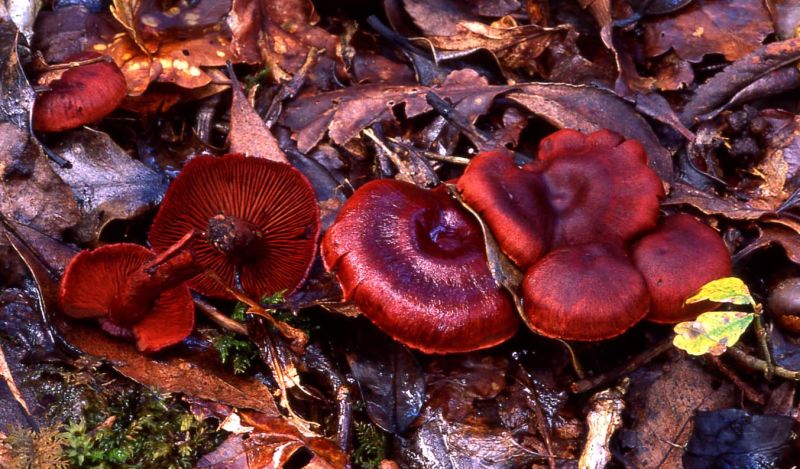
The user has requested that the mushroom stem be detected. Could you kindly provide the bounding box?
[110,232,203,326]
[205,214,261,260]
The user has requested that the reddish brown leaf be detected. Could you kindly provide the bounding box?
[228,74,288,163]
[643,0,773,62]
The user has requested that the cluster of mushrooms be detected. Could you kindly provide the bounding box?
[46,53,732,356]
[323,129,732,353]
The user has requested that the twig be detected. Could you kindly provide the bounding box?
[707,355,765,404]
[751,303,774,379]
[727,346,800,380]
[511,355,556,469]
[558,340,585,380]
[425,91,489,148]
[571,337,674,394]
[192,294,248,335]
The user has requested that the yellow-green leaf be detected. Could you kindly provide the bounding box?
[684,277,755,307]
[673,311,755,356]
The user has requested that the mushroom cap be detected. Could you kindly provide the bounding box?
[322,179,518,353]
[632,214,732,324]
[149,155,321,300]
[456,150,554,268]
[59,243,194,352]
[33,52,127,132]
[535,129,665,247]
[521,243,649,341]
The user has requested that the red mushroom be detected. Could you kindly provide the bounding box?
[533,129,664,247]
[33,52,127,132]
[148,154,321,300]
[322,179,518,353]
[59,243,196,352]
[521,243,650,341]
[632,214,732,324]
[456,150,554,268]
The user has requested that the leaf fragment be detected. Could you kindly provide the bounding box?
[673,311,755,356]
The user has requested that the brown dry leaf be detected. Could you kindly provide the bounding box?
[281,69,510,152]
[681,36,800,124]
[422,17,564,75]
[63,321,280,416]
[734,224,800,265]
[620,355,736,467]
[196,410,346,468]
[228,0,338,84]
[643,0,773,62]
[665,182,768,219]
[508,84,674,181]
[228,74,287,163]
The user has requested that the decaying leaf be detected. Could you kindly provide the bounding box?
[684,277,755,307]
[643,0,772,62]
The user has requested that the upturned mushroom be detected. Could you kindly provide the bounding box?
[321,179,518,353]
[632,214,732,323]
[148,154,321,300]
[521,243,650,341]
[60,242,198,352]
[32,52,127,132]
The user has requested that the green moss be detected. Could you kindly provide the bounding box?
[5,424,68,469]
[212,333,258,375]
[352,421,386,469]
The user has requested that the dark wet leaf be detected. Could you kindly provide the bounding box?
[683,409,794,468]
[508,84,674,181]
[643,0,772,62]
[48,129,168,243]
[665,182,767,219]
[631,0,694,15]
[346,337,424,434]
[681,36,800,124]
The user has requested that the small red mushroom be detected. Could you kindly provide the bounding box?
[534,129,664,247]
[631,214,732,324]
[32,52,127,132]
[456,150,554,268]
[59,243,196,352]
[148,154,321,300]
[521,243,650,341]
[322,179,518,353]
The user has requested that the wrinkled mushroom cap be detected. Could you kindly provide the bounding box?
[33,52,127,132]
[522,243,649,341]
[322,179,518,353]
[59,243,194,352]
[457,150,554,268]
[632,214,732,324]
[535,129,665,247]
[149,155,321,300]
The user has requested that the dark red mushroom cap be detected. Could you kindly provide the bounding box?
[33,52,127,132]
[322,179,518,353]
[534,129,665,247]
[632,214,732,324]
[148,155,321,300]
[59,243,194,352]
[521,243,649,341]
[456,150,554,268]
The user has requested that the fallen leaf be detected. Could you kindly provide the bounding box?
[673,311,754,356]
[643,0,772,62]
[48,128,168,243]
[228,71,287,163]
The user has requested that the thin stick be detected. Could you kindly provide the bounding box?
[571,337,674,394]
[751,304,775,379]
[727,346,800,380]
[708,355,765,404]
[192,294,247,336]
